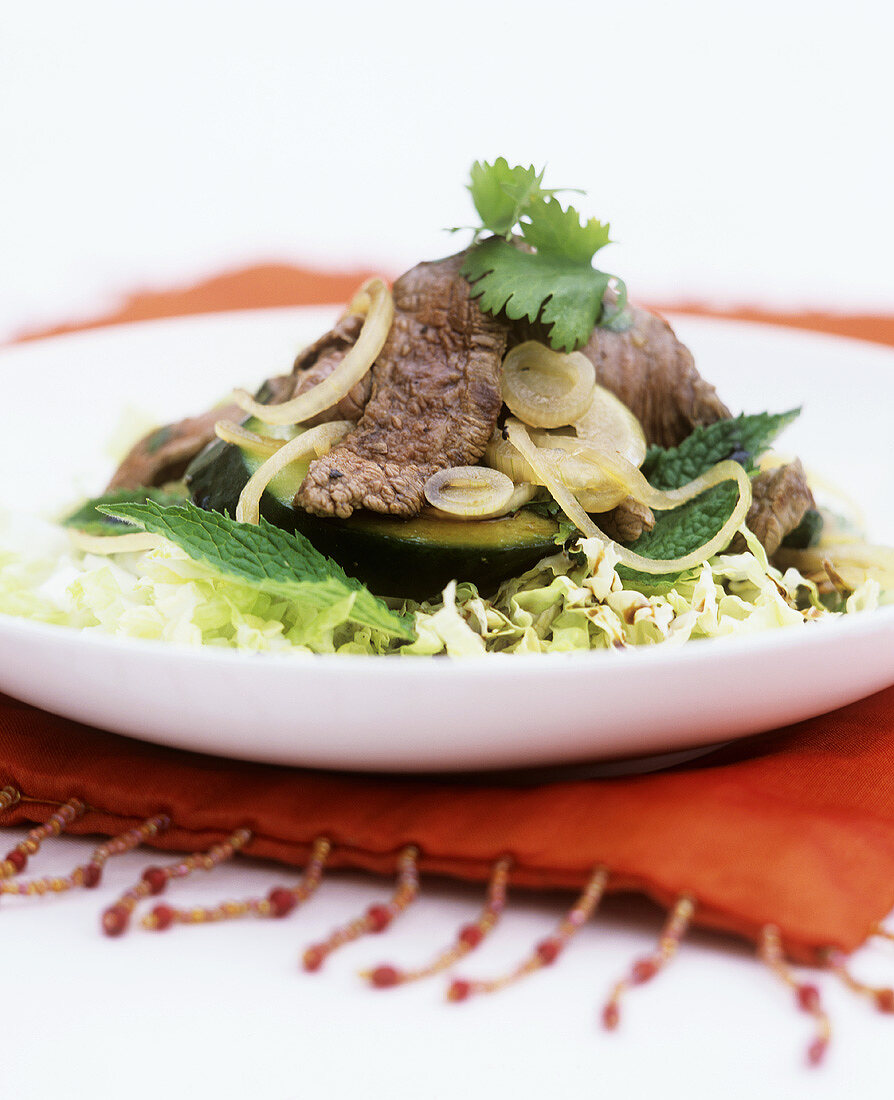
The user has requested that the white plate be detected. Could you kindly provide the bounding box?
[1,310,893,772]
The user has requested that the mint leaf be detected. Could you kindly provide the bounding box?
[462,238,616,352]
[101,500,416,641]
[63,487,187,537]
[619,410,801,585]
[641,410,801,488]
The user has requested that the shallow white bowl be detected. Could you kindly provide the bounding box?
[1,310,892,771]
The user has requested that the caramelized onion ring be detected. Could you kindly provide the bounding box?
[232,278,393,426]
[505,419,752,574]
[68,531,164,554]
[236,421,352,524]
[501,342,595,428]
[424,466,516,519]
[214,419,284,458]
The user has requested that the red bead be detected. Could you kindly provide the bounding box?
[631,957,659,984]
[102,904,130,937]
[458,924,484,948]
[267,887,297,918]
[303,945,325,972]
[602,1002,620,1030]
[82,862,103,889]
[447,979,472,1003]
[370,965,401,989]
[5,849,26,873]
[874,988,894,1013]
[807,1037,829,1067]
[366,904,392,933]
[535,938,562,965]
[141,866,168,895]
[796,984,821,1013]
[152,904,175,931]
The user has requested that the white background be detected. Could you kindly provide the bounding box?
[1,1,894,1097]
[1,0,892,343]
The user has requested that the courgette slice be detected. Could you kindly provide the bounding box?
[186,433,559,598]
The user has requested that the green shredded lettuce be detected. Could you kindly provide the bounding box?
[1,510,887,658]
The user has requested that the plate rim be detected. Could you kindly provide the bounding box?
[2,307,893,769]
[2,306,893,679]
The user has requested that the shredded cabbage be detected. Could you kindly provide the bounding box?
[1,509,887,659]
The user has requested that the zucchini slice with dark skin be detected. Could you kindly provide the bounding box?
[185,429,560,600]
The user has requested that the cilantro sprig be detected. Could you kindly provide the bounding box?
[459,158,628,351]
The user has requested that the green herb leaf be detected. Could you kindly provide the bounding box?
[62,487,187,537]
[522,499,579,545]
[100,500,416,641]
[462,237,617,352]
[619,410,801,585]
[520,197,611,263]
[641,409,801,488]
[780,507,823,550]
[468,158,547,237]
[461,160,625,350]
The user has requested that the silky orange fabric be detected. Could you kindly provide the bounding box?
[2,265,893,965]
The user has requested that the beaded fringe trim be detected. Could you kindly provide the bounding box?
[2,789,893,1068]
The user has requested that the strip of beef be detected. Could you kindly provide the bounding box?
[107,402,244,491]
[578,305,730,448]
[109,316,371,492]
[278,312,372,424]
[298,254,507,518]
[598,496,656,543]
[731,459,815,556]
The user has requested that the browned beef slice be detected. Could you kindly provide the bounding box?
[298,254,507,518]
[107,402,243,491]
[287,312,372,424]
[597,496,656,543]
[740,459,815,556]
[106,315,371,492]
[579,306,730,448]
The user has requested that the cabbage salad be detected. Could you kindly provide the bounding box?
[1,506,887,658]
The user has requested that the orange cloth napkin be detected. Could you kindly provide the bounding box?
[3,265,894,969]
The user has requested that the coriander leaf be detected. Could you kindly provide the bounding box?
[468,158,546,237]
[62,487,187,537]
[101,500,416,641]
[461,162,627,349]
[521,197,611,263]
[618,410,801,586]
[462,237,614,351]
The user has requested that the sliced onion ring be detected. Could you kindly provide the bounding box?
[214,419,284,458]
[68,531,164,555]
[426,481,539,522]
[572,384,646,467]
[485,431,538,484]
[236,421,352,524]
[232,278,393,426]
[501,342,596,428]
[424,466,516,519]
[540,439,744,515]
[505,419,753,574]
[485,432,627,510]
